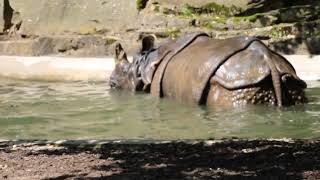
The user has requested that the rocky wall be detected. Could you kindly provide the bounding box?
[154,0,248,9]
[0,0,319,56]
[1,0,139,36]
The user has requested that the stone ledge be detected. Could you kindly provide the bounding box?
[0,55,319,82]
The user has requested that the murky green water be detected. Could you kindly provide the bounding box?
[0,79,319,140]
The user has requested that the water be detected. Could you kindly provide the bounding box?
[0,78,319,140]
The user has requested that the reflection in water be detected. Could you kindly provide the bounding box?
[0,78,319,140]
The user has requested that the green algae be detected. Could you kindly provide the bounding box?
[269,26,290,39]
[233,13,265,23]
[163,28,181,38]
[201,17,228,30]
[179,2,241,17]
[105,37,118,45]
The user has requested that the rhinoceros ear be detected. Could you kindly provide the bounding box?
[114,43,129,63]
[141,35,156,52]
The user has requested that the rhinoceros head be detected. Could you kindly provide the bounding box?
[110,36,156,91]
[110,43,135,90]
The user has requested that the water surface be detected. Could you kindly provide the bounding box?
[0,79,319,140]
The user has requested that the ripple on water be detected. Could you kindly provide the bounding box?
[0,78,319,140]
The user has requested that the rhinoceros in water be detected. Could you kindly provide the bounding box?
[110,32,307,107]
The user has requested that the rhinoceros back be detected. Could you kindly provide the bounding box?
[151,36,260,105]
[150,32,209,96]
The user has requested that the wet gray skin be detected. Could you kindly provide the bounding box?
[110,33,307,107]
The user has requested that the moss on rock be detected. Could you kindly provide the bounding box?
[233,13,265,23]
[104,37,118,45]
[164,28,181,38]
[179,2,241,17]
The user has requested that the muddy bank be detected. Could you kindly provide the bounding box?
[1,139,320,179]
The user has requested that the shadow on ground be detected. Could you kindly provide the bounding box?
[2,139,319,179]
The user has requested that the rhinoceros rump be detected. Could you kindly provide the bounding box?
[110,33,307,107]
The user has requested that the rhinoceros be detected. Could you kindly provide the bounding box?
[110,32,307,107]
